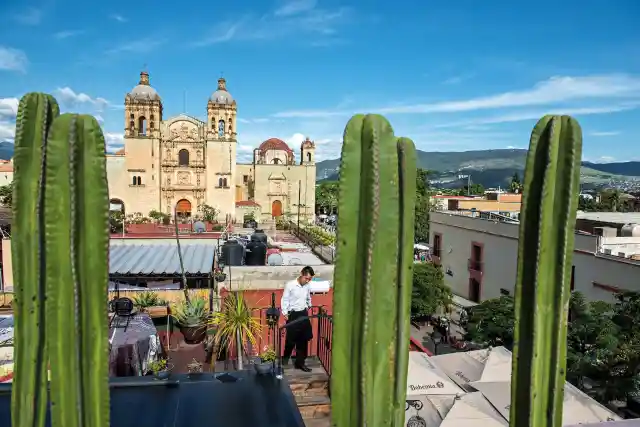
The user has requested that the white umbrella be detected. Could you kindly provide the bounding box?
[469,380,622,425]
[439,392,508,427]
[404,395,457,427]
[407,351,466,396]
[565,421,639,427]
[414,244,429,251]
[477,346,512,383]
[430,350,486,390]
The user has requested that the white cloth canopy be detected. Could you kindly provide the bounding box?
[404,395,457,427]
[469,380,622,425]
[430,350,486,389]
[407,351,466,396]
[439,392,508,427]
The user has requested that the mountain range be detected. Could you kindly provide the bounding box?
[316,149,640,189]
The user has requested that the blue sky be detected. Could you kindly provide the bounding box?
[0,0,639,163]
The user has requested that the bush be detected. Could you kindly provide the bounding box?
[300,224,335,246]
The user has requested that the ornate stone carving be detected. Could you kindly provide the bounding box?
[177,171,190,185]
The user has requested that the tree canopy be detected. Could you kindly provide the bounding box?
[466,291,640,405]
[414,168,433,243]
[411,262,452,320]
[0,183,12,207]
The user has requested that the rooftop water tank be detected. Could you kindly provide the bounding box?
[621,223,640,237]
[193,221,206,234]
[221,239,244,266]
[251,229,268,244]
[245,241,267,266]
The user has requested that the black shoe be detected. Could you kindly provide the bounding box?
[295,365,312,373]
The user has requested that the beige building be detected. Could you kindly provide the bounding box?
[107,71,317,222]
[430,211,640,304]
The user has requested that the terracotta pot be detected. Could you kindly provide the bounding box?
[180,324,206,344]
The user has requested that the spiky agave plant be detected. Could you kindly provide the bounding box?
[12,93,110,427]
[510,115,583,427]
[331,114,417,426]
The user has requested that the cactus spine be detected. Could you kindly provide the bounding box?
[12,94,110,427]
[510,115,583,427]
[331,114,417,427]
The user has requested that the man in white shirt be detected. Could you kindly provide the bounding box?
[281,266,315,372]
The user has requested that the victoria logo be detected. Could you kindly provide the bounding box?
[409,381,445,392]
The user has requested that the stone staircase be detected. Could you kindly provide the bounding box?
[284,358,331,427]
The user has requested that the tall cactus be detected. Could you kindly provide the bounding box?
[331,114,417,426]
[510,115,582,427]
[12,94,110,427]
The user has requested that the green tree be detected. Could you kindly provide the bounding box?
[316,182,339,214]
[566,292,619,391]
[411,263,452,319]
[414,168,433,243]
[458,183,485,196]
[465,295,515,348]
[0,182,12,207]
[509,172,523,193]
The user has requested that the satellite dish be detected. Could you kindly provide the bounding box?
[193,221,206,233]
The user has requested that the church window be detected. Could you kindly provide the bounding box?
[272,158,281,165]
[138,116,147,136]
[132,176,142,186]
[218,178,223,187]
[137,176,142,185]
[306,152,312,162]
[150,114,155,121]
[223,178,228,187]
[218,120,225,137]
[130,113,134,120]
[150,122,154,129]
[178,149,190,166]
[129,121,135,131]
[243,175,248,183]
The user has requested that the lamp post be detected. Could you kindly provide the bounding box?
[265,292,281,376]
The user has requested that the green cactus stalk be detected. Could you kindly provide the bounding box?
[11,92,60,427]
[12,95,110,427]
[510,115,583,427]
[331,114,417,427]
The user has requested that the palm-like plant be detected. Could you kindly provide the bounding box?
[209,291,262,370]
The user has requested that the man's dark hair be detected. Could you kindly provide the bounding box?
[301,266,315,277]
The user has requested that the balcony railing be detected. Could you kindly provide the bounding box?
[468,258,483,272]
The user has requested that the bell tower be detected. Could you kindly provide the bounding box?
[124,71,162,139]
[300,137,316,165]
[207,77,237,141]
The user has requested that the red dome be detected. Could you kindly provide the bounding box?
[258,138,292,153]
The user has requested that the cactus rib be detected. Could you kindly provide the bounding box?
[331,115,417,427]
[510,115,582,427]
[13,94,110,427]
[45,114,110,427]
[11,93,59,427]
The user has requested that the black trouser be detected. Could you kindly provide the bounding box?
[283,309,312,368]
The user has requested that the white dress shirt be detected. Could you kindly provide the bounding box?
[281,279,311,315]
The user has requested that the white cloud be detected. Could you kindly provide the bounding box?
[104,132,124,151]
[0,98,19,121]
[589,131,621,137]
[106,38,165,55]
[273,74,640,118]
[110,14,127,23]
[12,7,43,26]
[54,30,83,40]
[433,104,639,128]
[0,47,28,73]
[192,3,350,46]
[53,87,111,111]
[274,0,317,17]
[442,73,475,85]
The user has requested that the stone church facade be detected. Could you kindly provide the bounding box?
[106,71,317,223]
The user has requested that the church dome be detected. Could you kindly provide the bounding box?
[209,77,234,105]
[127,71,161,101]
[259,138,292,153]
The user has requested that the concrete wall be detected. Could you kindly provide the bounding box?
[222,265,334,290]
[430,212,640,304]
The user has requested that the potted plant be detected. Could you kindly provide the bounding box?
[254,346,276,375]
[148,358,173,380]
[214,267,226,282]
[132,290,169,318]
[210,291,262,370]
[187,358,203,376]
[171,296,210,344]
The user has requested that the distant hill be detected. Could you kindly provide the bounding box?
[317,148,639,188]
[582,161,640,177]
[0,142,14,160]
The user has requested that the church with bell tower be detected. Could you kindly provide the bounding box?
[106,70,317,223]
